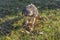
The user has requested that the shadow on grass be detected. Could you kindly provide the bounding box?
[0,15,23,35]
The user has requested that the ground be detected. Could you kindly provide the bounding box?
[0,9,60,40]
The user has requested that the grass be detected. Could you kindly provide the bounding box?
[0,0,60,40]
[0,9,60,40]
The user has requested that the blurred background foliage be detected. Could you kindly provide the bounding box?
[0,0,60,40]
[0,0,60,17]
